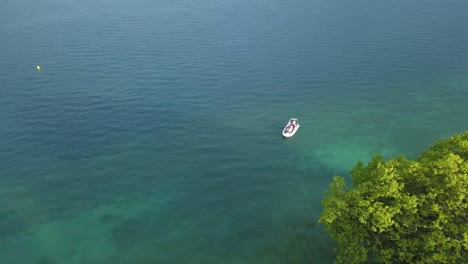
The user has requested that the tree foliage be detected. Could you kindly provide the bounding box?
[320,132,468,263]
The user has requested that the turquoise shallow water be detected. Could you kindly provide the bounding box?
[1,0,468,263]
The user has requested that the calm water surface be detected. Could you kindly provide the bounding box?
[1,0,468,263]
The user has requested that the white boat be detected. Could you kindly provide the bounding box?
[282,118,300,138]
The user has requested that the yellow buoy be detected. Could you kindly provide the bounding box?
[36,65,41,71]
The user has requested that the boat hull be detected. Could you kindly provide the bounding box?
[282,124,300,138]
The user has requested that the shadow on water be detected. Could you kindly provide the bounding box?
[250,216,335,264]
[35,255,56,264]
[111,215,159,252]
[104,208,336,264]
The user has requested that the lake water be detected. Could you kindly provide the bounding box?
[1,0,467,263]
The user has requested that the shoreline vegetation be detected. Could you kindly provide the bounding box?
[319,131,468,263]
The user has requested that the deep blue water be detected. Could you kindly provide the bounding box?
[1,0,468,263]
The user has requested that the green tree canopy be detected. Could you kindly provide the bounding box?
[320,132,468,264]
